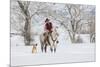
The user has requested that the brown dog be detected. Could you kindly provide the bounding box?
[32,44,37,54]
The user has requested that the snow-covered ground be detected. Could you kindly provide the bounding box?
[11,43,95,66]
[11,31,95,66]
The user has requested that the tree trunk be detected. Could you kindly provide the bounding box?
[68,31,76,43]
[17,1,31,45]
[72,33,76,43]
[24,17,31,45]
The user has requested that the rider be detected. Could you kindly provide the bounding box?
[44,18,53,45]
[45,18,53,34]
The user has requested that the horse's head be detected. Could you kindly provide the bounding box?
[51,30,59,44]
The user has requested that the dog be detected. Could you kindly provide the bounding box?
[32,44,37,54]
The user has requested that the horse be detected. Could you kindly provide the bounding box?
[40,29,59,53]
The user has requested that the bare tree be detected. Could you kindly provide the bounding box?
[40,4,84,43]
[17,1,32,45]
[64,5,83,43]
[11,1,95,44]
[11,1,50,45]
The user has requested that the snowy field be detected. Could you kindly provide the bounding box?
[11,43,95,66]
[11,33,96,66]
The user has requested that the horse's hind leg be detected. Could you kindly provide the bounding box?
[54,44,57,53]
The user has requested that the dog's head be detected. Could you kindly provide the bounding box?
[33,43,38,47]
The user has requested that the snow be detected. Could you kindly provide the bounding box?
[11,43,95,66]
[80,34,90,43]
[11,36,24,46]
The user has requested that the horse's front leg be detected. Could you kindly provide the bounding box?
[50,46,53,52]
[46,36,53,52]
[54,47,56,53]
[44,44,47,53]
[54,42,57,53]
[50,44,53,53]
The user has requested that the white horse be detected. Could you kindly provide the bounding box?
[40,29,59,53]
